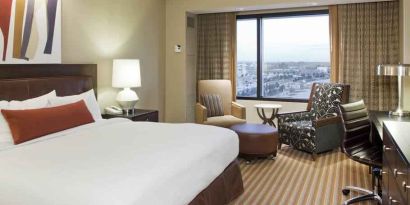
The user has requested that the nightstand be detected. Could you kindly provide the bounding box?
[102,109,159,122]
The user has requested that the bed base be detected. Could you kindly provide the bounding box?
[189,160,244,205]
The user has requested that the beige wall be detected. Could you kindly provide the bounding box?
[165,0,391,123]
[62,0,165,120]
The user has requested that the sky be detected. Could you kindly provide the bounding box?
[237,15,330,62]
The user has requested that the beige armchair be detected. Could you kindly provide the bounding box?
[196,80,246,128]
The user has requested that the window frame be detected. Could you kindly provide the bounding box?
[236,10,330,103]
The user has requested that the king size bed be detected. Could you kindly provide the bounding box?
[0,64,243,205]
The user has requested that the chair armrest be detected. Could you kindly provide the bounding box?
[277,111,311,123]
[277,110,309,116]
[313,116,342,128]
[195,103,207,124]
[232,102,246,120]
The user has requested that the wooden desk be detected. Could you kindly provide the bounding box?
[369,111,410,205]
[370,111,410,140]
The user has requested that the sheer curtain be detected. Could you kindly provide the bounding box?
[196,12,237,99]
[330,1,399,111]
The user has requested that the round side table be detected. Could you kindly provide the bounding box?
[254,104,282,127]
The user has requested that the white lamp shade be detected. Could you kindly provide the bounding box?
[112,59,141,88]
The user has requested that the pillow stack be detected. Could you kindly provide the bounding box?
[0,89,101,147]
[0,91,56,149]
[2,100,94,144]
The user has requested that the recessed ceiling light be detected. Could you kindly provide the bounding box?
[237,8,245,11]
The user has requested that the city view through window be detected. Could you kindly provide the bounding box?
[236,13,330,100]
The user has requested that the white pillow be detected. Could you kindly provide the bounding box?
[48,89,102,121]
[8,90,56,109]
[0,90,57,151]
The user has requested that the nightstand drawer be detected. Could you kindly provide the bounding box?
[102,109,159,122]
[132,112,158,122]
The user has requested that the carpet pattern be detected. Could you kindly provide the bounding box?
[230,146,376,205]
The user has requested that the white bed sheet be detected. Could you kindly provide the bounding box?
[0,118,239,205]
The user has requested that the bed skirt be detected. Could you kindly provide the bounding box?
[189,160,244,205]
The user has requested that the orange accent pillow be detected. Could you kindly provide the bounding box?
[1,100,95,144]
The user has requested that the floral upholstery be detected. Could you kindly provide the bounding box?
[278,111,312,123]
[310,83,344,120]
[278,83,347,154]
[279,120,316,152]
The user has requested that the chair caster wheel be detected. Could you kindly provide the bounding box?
[342,189,350,195]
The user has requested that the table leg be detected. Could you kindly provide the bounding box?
[267,109,275,127]
[269,108,280,127]
[261,109,269,125]
[257,108,267,124]
[257,107,280,127]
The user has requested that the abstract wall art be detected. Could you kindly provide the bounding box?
[0,0,61,64]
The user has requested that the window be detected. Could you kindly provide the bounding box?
[236,11,330,102]
[236,19,257,97]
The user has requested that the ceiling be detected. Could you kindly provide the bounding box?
[189,0,395,14]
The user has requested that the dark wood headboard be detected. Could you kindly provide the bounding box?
[0,64,97,101]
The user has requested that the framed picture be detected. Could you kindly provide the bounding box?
[0,0,61,64]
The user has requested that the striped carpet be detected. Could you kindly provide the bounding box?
[230,146,376,205]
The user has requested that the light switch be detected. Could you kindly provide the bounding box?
[175,45,182,53]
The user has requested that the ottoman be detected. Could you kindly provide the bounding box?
[230,123,278,162]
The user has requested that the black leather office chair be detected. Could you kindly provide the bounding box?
[339,100,382,205]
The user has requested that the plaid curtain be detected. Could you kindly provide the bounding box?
[335,1,399,111]
[197,12,236,99]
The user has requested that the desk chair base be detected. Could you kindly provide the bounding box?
[342,186,382,205]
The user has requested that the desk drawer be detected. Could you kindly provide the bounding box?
[392,155,408,202]
[383,127,409,204]
[388,170,406,205]
[383,128,396,167]
[383,162,390,205]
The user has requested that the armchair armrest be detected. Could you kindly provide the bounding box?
[277,110,309,116]
[313,115,342,128]
[231,102,246,120]
[195,103,208,124]
[277,111,311,123]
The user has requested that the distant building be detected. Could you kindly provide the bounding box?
[236,61,330,99]
[317,66,330,73]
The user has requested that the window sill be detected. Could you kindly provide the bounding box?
[236,97,308,103]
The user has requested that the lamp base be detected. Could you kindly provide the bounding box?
[116,88,139,113]
[118,100,137,113]
[389,109,410,117]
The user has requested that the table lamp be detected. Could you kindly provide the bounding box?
[377,64,410,116]
[112,59,141,113]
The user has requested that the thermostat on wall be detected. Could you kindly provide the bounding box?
[175,45,182,53]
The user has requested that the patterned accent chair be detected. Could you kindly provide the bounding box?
[277,83,350,160]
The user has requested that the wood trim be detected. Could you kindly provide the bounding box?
[314,115,342,128]
[306,83,317,111]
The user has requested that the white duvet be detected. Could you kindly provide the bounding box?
[0,118,239,205]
